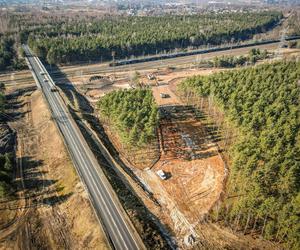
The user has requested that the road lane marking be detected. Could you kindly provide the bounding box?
[25,49,140,250]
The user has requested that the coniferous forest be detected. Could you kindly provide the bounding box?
[178,61,300,249]
[23,11,282,64]
[97,89,158,147]
[0,36,26,71]
[0,83,14,198]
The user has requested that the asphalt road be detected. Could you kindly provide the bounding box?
[52,38,300,78]
[23,45,143,250]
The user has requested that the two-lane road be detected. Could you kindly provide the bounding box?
[23,45,143,250]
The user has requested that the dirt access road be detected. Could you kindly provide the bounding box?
[0,87,108,249]
[97,79,282,249]
[139,81,282,249]
[151,84,225,227]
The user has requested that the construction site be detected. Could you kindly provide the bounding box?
[63,46,300,249]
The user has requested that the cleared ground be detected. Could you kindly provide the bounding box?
[0,85,109,249]
[141,84,226,234]
[83,49,299,248]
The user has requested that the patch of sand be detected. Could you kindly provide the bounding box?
[30,90,109,249]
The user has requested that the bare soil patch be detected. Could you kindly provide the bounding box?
[0,70,34,89]
[0,88,109,249]
[152,85,181,106]
[53,80,172,249]
[52,50,299,249]
[151,80,226,223]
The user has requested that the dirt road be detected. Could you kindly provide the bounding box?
[146,82,284,249]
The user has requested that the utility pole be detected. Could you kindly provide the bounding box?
[276,26,287,59]
[111,51,116,83]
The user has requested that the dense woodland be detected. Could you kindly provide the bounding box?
[23,11,282,64]
[209,48,269,68]
[0,153,14,198]
[178,61,300,249]
[97,89,158,147]
[0,84,14,198]
[0,35,26,71]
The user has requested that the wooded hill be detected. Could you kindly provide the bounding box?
[178,61,300,249]
[24,11,282,64]
[97,89,158,147]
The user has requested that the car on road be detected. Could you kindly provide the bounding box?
[50,86,58,92]
[44,79,48,83]
[40,71,45,75]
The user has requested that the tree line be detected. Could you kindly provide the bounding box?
[207,48,269,68]
[178,61,300,249]
[97,89,158,147]
[23,11,282,64]
[0,153,14,198]
[0,83,14,198]
[0,35,26,72]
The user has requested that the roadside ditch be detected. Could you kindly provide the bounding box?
[56,82,177,249]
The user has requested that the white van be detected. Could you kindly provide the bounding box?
[156,170,167,180]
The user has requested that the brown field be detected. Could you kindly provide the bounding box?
[146,84,226,225]
[0,70,34,89]
[0,84,109,249]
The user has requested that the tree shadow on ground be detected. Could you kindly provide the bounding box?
[5,156,73,210]
[48,64,161,199]
[47,64,177,249]
[159,105,222,160]
[1,87,37,124]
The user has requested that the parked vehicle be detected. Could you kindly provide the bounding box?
[160,93,169,98]
[156,170,167,180]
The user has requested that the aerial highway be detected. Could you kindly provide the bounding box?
[23,45,144,250]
